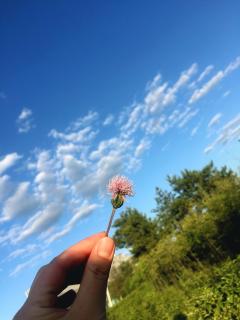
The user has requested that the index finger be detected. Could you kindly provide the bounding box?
[29,232,106,306]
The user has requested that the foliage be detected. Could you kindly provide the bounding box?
[189,257,240,319]
[108,282,188,320]
[153,162,236,235]
[108,163,240,320]
[113,208,159,257]
[109,260,134,299]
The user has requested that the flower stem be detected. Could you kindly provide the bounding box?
[106,207,116,236]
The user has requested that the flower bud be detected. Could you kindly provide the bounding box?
[111,194,124,209]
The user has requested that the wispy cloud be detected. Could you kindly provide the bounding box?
[67,111,98,131]
[9,250,51,277]
[17,107,34,133]
[223,90,231,98]
[0,175,13,201]
[0,153,22,175]
[103,114,114,126]
[191,123,201,137]
[134,138,151,157]
[208,113,222,128]
[0,182,38,223]
[204,114,240,153]
[189,57,240,104]
[4,244,38,262]
[197,65,214,82]
[46,202,101,244]
[145,63,198,113]
[49,126,97,143]
[189,71,224,104]
[178,108,199,128]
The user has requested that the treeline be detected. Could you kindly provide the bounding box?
[108,162,240,319]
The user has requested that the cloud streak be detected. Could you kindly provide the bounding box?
[189,57,240,104]
[204,114,240,153]
[0,153,22,175]
[208,113,222,128]
[17,107,34,133]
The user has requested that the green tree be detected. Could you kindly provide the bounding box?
[113,208,159,257]
[153,162,236,234]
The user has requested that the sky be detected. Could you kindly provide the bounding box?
[0,1,240,318]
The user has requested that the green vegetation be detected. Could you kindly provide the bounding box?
[108,163,240,319]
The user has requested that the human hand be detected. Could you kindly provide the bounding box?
[13,232,115,320]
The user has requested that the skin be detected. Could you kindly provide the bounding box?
[13,232,115,320]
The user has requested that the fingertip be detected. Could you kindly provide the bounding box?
[95,237,115,260]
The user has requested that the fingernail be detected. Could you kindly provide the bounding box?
[97,237,115,259]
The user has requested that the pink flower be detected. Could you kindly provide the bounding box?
[106,175,134,234]
[107,175,134,198]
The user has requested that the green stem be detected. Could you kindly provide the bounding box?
[106,207,116,236]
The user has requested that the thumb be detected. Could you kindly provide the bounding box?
[70,237,115,319]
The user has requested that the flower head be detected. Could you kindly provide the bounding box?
[107,175,134,209]
[108,175,134,197]
[106,175,134,234]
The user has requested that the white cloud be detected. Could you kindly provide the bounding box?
[14,203,64,243]
[0,149,68,243]
[134,138,151,157]
[204,145,214,154]
[189,57,240,104]
[145,63,197,113]
[167,107,199,129]
[178,108,199,128]
[49,126,97,143]
[18,108,32,120]
[142,116,168,135]
[46,202,100,244]
[5,244,37,261]
[191,124,201,137]
[67,111,98,131]
[189,71,224,104]
[145,82,168,113]
[161,142,170,152]
[223,90,231,98]
[0,175,13,200]
[208,113,222,128]
[224,56,240,75]
[75,153,124,198]
[56,143,81,156]
[17,107,34,133]
[33,150,66,204]
[89,138,118,160]
[197,65,214,82]
[0,182,38,223]
[120,103,144,137]
[62,155,88,181]
[0,153,22,175]
[103,114,114,126]
[204,114,240,153]
[9,250,50,277]
[145,73,161,91]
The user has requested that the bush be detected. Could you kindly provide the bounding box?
[189,256,240,319]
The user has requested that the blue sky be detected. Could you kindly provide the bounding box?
[1,1,240,318]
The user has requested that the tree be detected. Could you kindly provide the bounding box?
[113,208,159,257]
[153,162,236,233]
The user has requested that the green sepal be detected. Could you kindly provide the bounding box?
[111,194,124,209]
